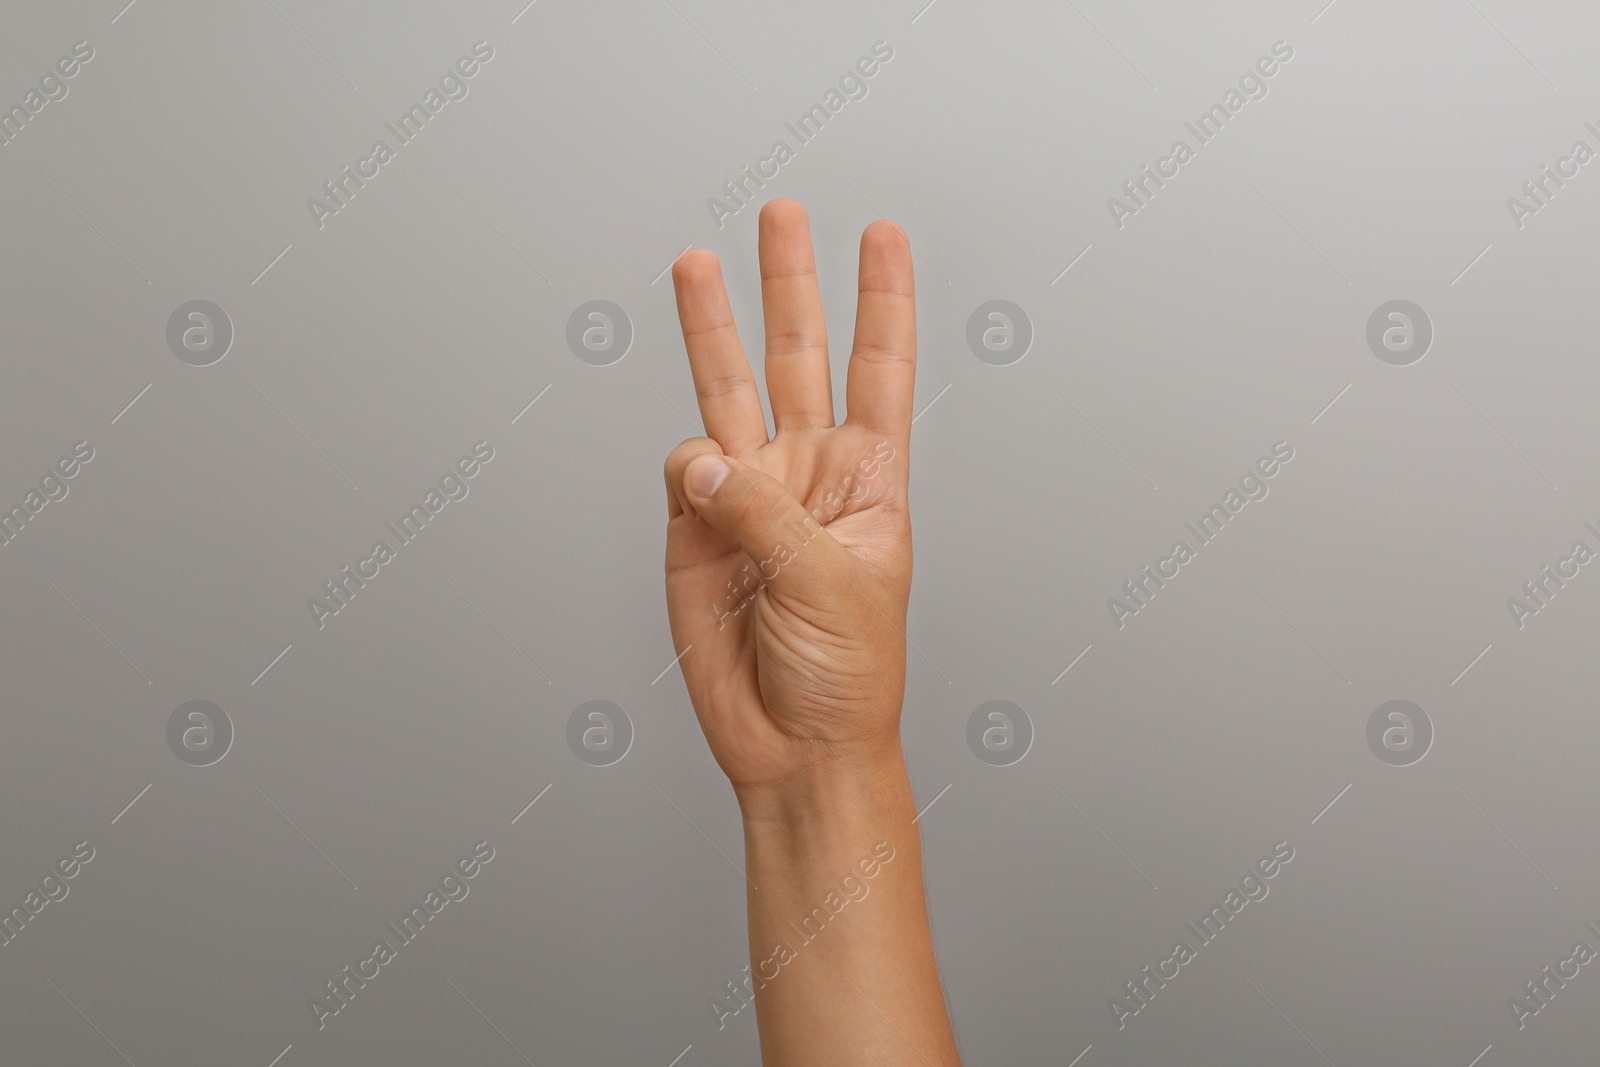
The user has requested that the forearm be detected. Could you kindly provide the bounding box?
[735,747,962,1067]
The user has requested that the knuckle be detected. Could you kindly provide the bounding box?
[759,265,816,282]
[765,332,827,358]
[664,438,717,481]
[665,437,710,468]
[858,281,914,300]
[850,340,913,366]
[681,318,737,342]
[695,372,752,401]
[739,477,791,531]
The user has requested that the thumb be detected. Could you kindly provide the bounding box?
[682,454,850,597]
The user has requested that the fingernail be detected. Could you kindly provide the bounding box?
[686,455,732,500]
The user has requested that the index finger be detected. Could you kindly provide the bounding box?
[672,249,770,457]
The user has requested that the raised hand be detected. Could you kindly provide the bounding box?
[662,198,917,795]
[663,200,960,1067]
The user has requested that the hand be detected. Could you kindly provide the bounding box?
[662,199,917,796]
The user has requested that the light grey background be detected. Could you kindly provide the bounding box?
[2,1,1596,1064]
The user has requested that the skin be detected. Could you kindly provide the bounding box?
[663,199,962,1066]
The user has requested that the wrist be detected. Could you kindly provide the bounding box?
[734,743,914,841]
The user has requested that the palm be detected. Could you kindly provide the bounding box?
[662,202,917,790]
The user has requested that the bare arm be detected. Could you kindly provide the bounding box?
[662,198,960,1065]
[738,760,960,1066]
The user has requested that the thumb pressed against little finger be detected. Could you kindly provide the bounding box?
[681,455,850,596]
